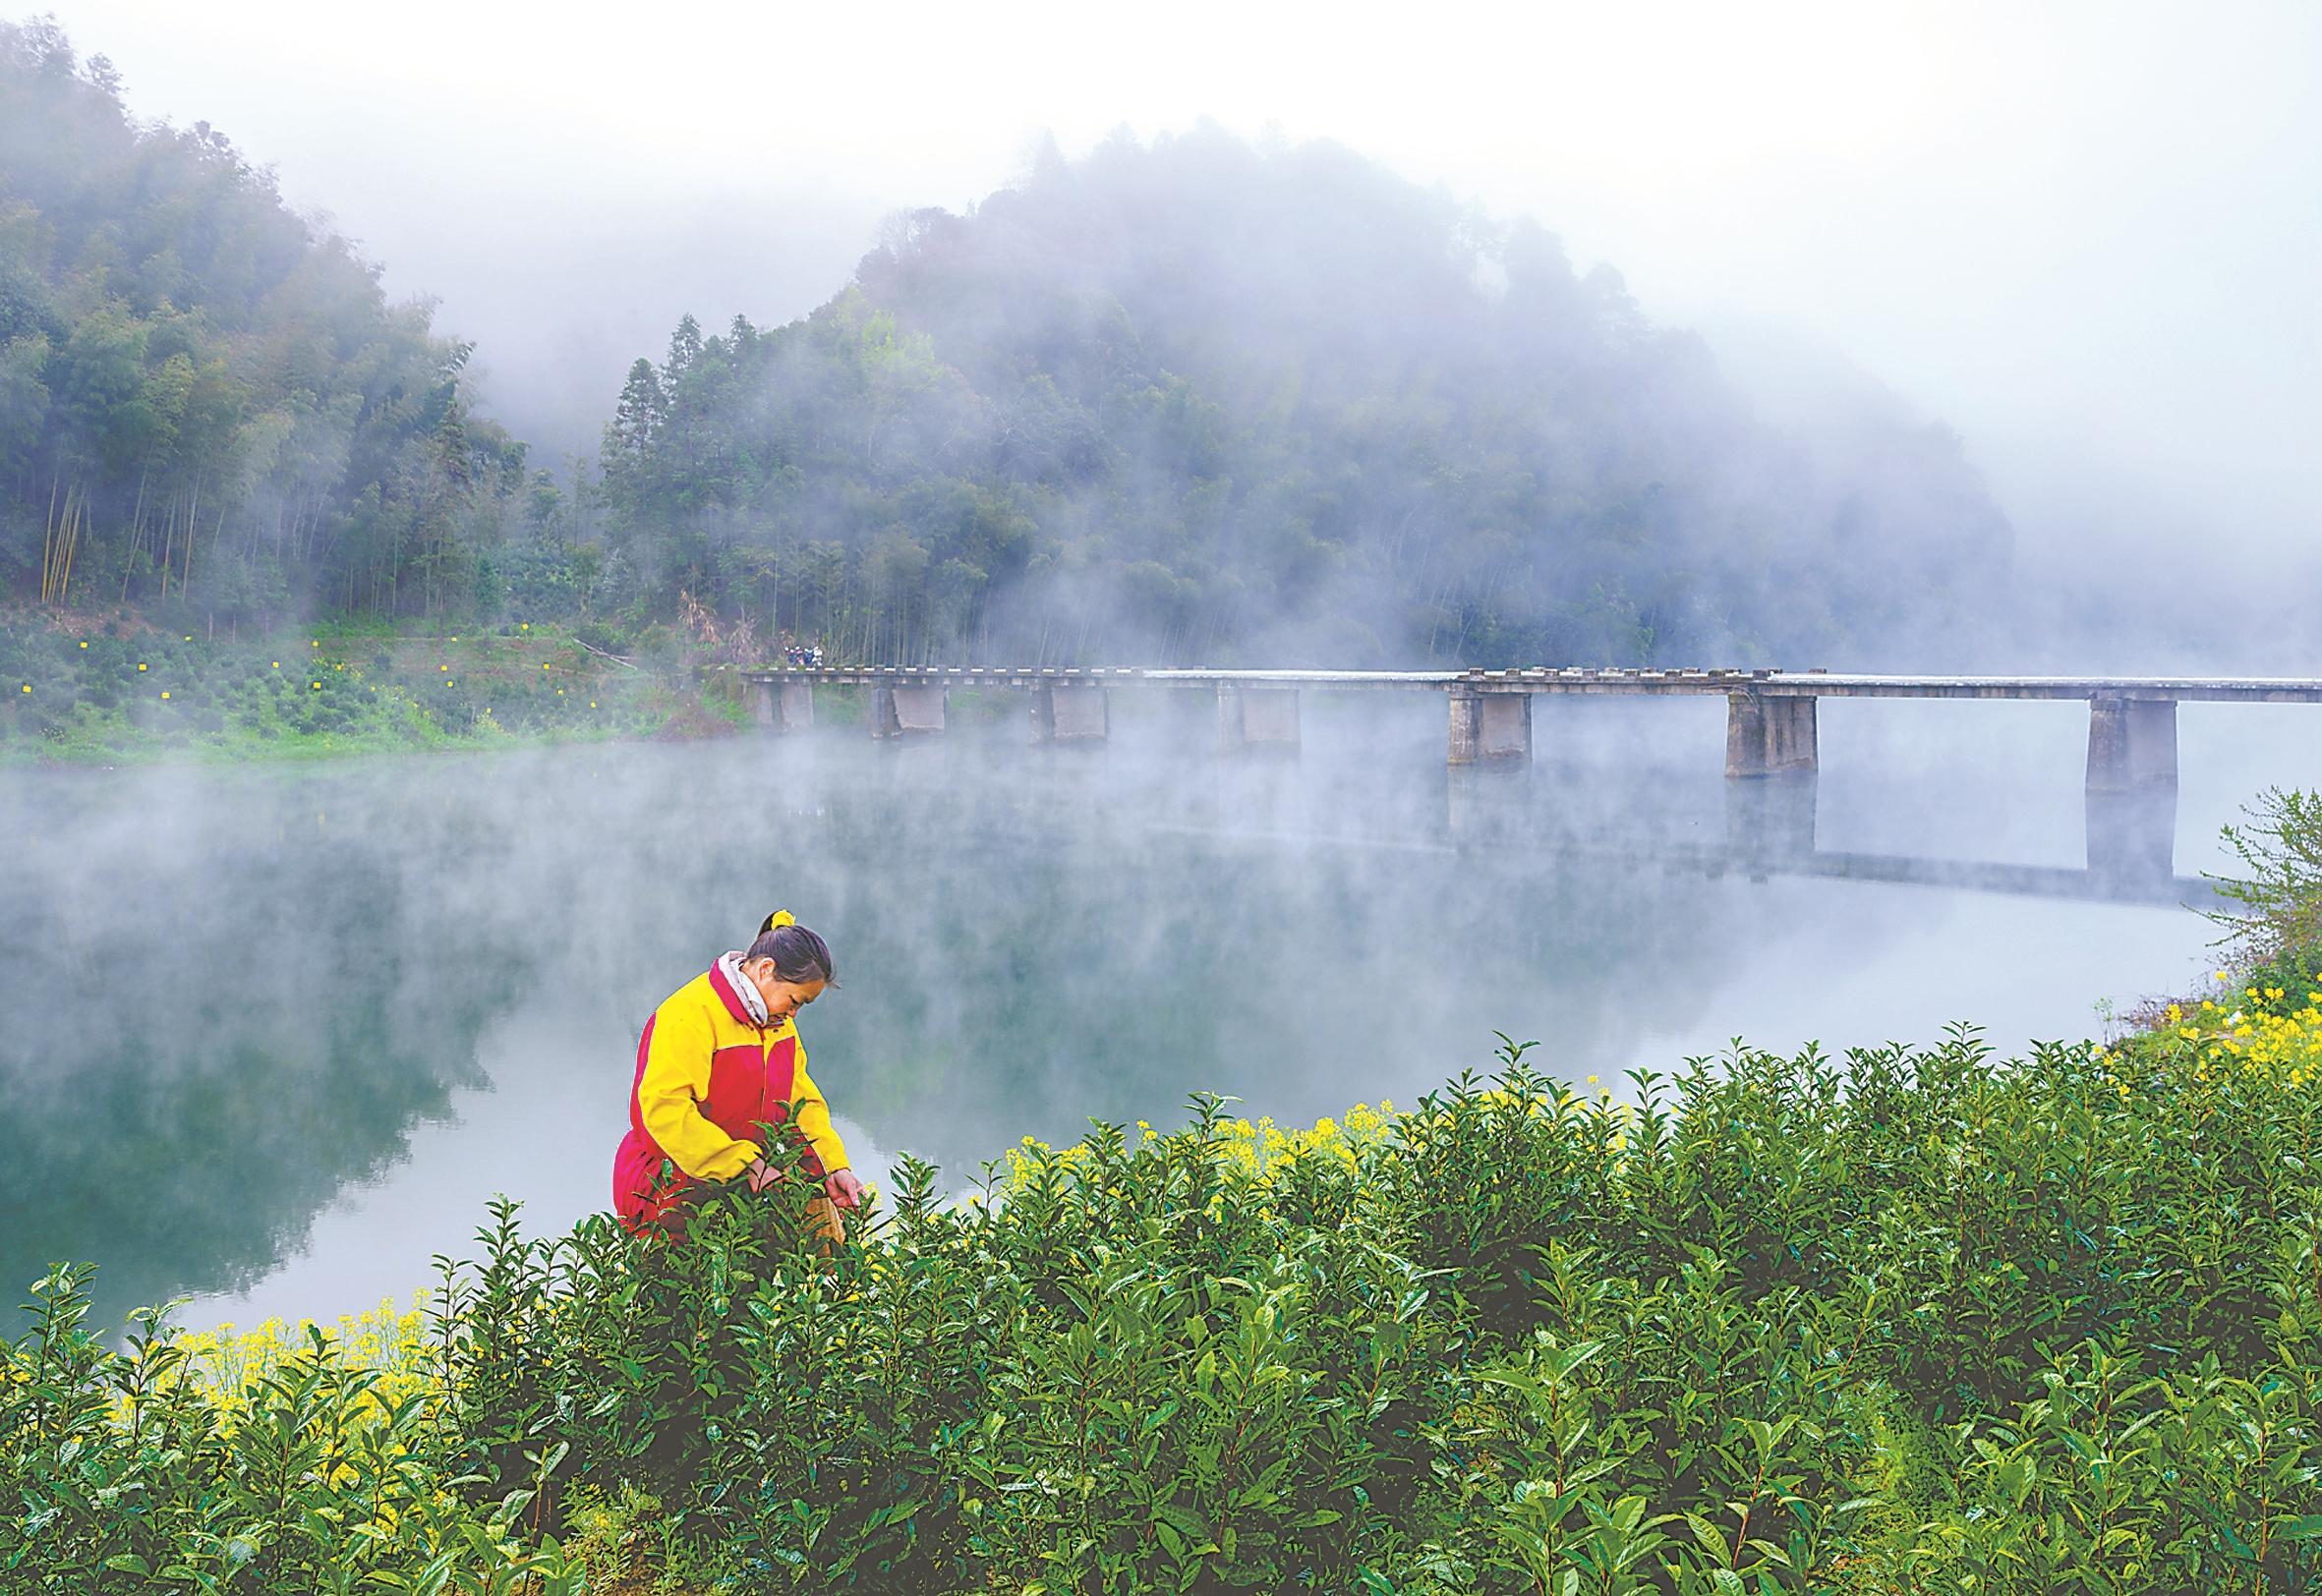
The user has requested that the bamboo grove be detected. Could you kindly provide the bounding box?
[0,21,527,625]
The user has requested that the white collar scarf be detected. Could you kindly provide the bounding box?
[718,950,771,1027]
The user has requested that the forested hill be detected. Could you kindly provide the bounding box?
[1,14,2009,666]
[0,19,523,624]
[601,130,2012,667]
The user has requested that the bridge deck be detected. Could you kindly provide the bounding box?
[729,665,2322,704]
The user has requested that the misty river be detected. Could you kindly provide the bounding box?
[6,690,2316,1329]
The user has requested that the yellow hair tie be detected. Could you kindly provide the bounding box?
[759,909,796,936]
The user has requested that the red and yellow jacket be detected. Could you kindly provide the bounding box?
[611,959,848,1233]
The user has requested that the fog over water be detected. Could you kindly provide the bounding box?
[5,692,2312,1328]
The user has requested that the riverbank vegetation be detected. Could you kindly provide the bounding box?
[8,949,2322,1590]
[0,613,704,761]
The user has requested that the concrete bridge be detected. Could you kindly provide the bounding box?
[729,664,2322,885]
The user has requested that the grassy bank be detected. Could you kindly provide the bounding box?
[0,614,741,763]
[7,954,2322,1593]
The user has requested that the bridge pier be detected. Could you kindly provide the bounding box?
[754,678,814,733]
[1448,692,1532,765]
[2085,698,2177,794]
[1726,772,1819,863]
[2085,698,2177,881]
[1217,685,1301,755]
[781,681,815,732]
[1725,693,1818,777]
[1032,683,1110,744]
[872,682,948,738]
[2086,787,2178,884]
[1446,765,1532,841]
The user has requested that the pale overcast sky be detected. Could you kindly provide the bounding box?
[32,0,2322,566]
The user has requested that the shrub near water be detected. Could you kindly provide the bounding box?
[7,1013,2322,1593]
[0,618,668,758]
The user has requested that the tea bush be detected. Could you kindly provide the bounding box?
[7,1001,2322,1592]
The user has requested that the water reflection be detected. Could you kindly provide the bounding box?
[0,693,2302,1326]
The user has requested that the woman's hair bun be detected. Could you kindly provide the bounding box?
[747,911,836,987]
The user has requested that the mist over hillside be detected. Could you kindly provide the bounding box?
[597,128,2013,667]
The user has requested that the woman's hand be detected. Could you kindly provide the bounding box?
[743,1160,861,1210]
